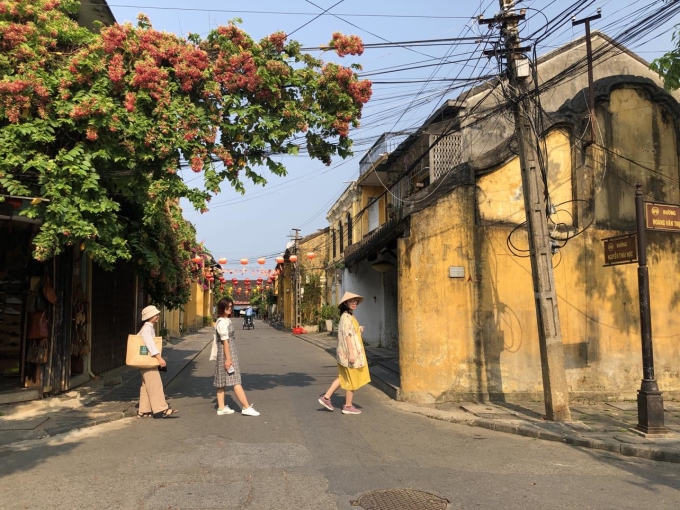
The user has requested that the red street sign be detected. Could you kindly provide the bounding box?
[645,202,680,232]
[603,233,638,266]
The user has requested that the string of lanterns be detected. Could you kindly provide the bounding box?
[190,251,316,293]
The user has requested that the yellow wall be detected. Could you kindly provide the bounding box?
[398,186,477,403]
[398,91,680,402]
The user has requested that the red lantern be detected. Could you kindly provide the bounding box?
[306,252,315,260]
[236,287,242,293]
[244,278,250,285]
[240,259,248,265]
[275,256,284,264]
[218,258,227,265]
[231,278,238,285]
[256,278,263,284]
[289,255,298,263]
[257,258,266,265]
[266,278,273,284]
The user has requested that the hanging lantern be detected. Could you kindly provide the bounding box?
[289,254,298,263]
[236,287,242,293]
[257,258,266,265]
[256,278,263,284]
[192,256,202,263]
[265,285,270,291]
[275,256,284,264]
[231,278,238,285]
[306,252,315,260]
[266,278,273,284]
[218,258,227,265]
[244,278,250,285]
[240,258,248,265]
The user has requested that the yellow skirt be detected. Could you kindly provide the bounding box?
[338,364,371,391]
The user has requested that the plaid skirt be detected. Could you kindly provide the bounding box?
[213,339,242,388]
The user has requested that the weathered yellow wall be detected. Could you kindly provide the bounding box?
[165,308,181,338]
[398,92,680,402]
[183,282,205,331]
[398,186,477,403]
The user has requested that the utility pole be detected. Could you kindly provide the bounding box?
[481,0,571,421]
[572,9,602,145]
[291,228,301,329]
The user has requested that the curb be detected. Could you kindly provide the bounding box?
[292,332,680,464]
[390,402,680,464]
[3,336,213,444]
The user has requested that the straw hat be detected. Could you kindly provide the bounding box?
[141,305,161,321]
[339,291,363,306]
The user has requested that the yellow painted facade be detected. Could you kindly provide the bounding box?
[161,282,212,338]
[398,89,680,403]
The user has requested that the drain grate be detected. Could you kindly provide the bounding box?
[351,489,449,510]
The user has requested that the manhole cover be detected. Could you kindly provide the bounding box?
[351,489,449,510]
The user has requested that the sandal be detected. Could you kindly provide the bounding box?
[154,406,180,419]
[136,412,152,419]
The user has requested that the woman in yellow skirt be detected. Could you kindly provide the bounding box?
[318,292,371,415]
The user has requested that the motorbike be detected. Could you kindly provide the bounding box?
[243,315,254,330]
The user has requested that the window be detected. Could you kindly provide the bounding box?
[346,212,353,245]
[332,229,337,258]
[339,221,344,253]
[368,198,379,232]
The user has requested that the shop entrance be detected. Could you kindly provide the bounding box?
[0,217,42,403]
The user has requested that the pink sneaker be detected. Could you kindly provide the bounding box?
[341,405,362,415]
[318,395,334,411]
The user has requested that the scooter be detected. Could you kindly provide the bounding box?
[243,315,254,330]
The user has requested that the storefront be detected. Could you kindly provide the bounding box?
[0,197,92,403]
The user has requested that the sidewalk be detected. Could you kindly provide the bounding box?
[296,332,680,464]
[0,327,213,446]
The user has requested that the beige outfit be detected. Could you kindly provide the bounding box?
[139,368,168,413]
[138,321,168,413]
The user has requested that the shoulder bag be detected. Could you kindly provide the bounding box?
[126,334,162,368]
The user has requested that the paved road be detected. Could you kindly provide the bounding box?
[1,322,679,509]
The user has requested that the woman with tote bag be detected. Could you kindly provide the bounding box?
[137,305,179,419]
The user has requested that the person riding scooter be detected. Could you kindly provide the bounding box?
[244,306,254,329]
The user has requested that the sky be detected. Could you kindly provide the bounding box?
[103,0,678,272]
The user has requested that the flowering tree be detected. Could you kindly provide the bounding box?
[0,0,371,307]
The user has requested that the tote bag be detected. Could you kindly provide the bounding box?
[209,317,226,361]
[125,334,162,368]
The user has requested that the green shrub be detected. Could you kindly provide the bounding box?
[320,304,339,322]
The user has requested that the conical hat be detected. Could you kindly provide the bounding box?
[339,291,363,306]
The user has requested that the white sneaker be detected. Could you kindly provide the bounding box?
[5,297,21,304]
[4,307,20,315]
[217,406,235,415]
[241,405,260,417]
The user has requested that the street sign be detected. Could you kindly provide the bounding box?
[603,233,638,266]
[645,202,680,232]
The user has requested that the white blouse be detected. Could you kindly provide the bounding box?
[139,322,160,357]
[216,317,233,341]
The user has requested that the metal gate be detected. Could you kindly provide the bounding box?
[90,262,136,374]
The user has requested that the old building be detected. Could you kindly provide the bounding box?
[333,32,680,403]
